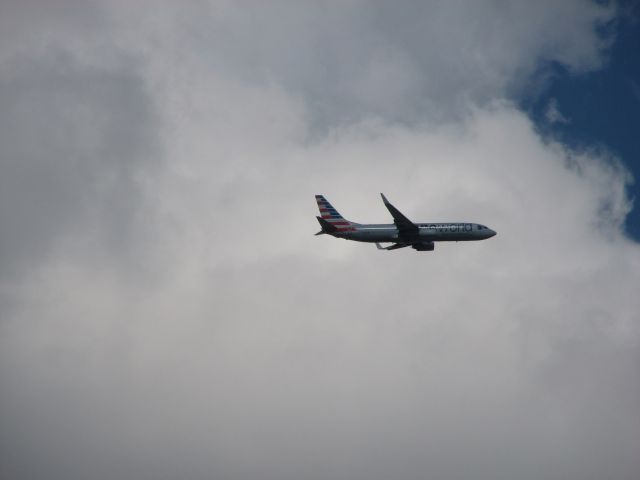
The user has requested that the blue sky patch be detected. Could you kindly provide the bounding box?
[522,3,640,239]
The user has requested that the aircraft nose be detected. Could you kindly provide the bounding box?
[488,229,497,238]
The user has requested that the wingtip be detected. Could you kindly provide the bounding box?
[380,192,389,203]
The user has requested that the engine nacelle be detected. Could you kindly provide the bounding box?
[413,241,435,251]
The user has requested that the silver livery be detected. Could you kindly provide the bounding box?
[315,193,496,252]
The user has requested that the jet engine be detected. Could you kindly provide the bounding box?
[412,242,435,251]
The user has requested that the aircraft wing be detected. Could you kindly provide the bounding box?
[380,193,419,237]
[376,242,410,250]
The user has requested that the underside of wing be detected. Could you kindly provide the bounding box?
[380,193,419,238]
[376,241,434,251]
[376,242,410,250]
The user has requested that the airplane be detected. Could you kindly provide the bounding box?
[314,193,496,251]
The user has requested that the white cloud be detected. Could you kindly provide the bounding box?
[0,2,638,480]
[100,0,616,127]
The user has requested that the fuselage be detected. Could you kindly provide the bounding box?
[335,222,496,243]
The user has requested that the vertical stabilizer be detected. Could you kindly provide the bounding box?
[315,195,356,232]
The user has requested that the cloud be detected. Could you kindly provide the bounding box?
[99,0,615,128]
[544,97,570,124]
[0,49,159,281]
[0,2,638,480]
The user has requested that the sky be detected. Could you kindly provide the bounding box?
[523,0,640,238]
[0,2,638,480]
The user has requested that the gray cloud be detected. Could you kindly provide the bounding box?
[544,97,570,124]
[0,2,638,480]
[177,0,614,128]
[0,47,158,280]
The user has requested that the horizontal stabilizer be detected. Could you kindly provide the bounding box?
[316,216,338,234]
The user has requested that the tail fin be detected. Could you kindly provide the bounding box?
[315,195,356,233]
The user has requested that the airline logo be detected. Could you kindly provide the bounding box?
[315,195,356,231]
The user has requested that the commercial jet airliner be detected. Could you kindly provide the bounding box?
[315,194,496,251]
